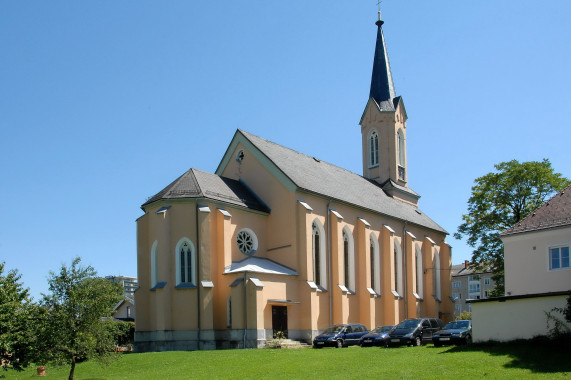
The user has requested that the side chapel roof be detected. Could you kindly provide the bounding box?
[142,168,269,213]
[500,185,571,237]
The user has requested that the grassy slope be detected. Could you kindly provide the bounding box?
[2,343,570,379]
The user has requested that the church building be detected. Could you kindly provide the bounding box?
[134,14,453,351]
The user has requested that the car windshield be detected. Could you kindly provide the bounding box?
[379,326,394,333]
[323,325,345,333]
[397,320,420,329]
[443,321,470,330]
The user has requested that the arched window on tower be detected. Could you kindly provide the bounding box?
[397,129,406,181]
[369,130,379,167]
[150,241,158,288]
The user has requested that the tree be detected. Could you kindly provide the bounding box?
[38,258,123,380]
[455,159,570,296]
[0,262,37,371]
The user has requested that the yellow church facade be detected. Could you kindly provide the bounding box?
[134,16,453,351]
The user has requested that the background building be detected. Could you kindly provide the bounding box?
[451,262,495,317]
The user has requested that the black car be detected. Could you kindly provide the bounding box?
[313,324,369,348]
[360,325,395,347]
[388,318,444,347]
[432,320,472,346]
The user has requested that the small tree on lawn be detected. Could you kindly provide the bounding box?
[0,262,37,371]
[38,258,123,380]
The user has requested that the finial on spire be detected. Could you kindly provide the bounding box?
[376,0,384,26]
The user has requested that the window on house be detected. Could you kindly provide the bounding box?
[549,245,570,270]
[370,237,375,289]
[370,233,380,294]
[455,304,461,312]
[151,241,158,288]
[176,238,196,286]
[469,283,480,293]
[452,281,461,289]
[484,278,491,285]
[127,306,131,318]
[369,130,379,167]
[484,290,489,298]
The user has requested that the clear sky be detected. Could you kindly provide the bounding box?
[1,1,570,300]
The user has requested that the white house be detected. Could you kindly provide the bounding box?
[470,185,571,342]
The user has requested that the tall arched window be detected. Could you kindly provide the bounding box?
[369,130,379,167]
[433,248,441,300]
[343,227,355,292]
[393,237,403,296]
[176,238,196,286]
[415,244,423,298]
[151,240,158,288]
[370,232,381,294]
[397,129,405,166]
[312,220,326,288]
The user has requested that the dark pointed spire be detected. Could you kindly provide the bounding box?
[369,15,397,109]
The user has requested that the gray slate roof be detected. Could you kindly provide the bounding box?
[239,130,447,234]
[501,184,571,237]
[224,256,298,276]
[451,263,492,277]
[142,168,269,213]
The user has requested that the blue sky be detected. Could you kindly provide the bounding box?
[1,1,570,300]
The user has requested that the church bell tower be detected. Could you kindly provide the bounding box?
[360,11,419,206]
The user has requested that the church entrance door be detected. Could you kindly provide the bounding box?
[272,306,288,338]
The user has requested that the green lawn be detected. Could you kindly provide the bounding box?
[2,342,570,379]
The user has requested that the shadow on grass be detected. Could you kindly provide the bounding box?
[435,337,571,374]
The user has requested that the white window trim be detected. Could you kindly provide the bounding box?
[393,237,403,297]
[368,130,379,168]
[415,243,424,299]
[371,232,381,295]
[343,226,356,292]
[175,238,196,286]
[237,228,259,256]
[547,243,571,271]
[312,219,327,289]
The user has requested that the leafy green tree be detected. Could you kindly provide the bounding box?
[0,262,37,371]
[38,258,123,380]
[455,159,570,296]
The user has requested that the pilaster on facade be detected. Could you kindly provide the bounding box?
[155,206,172,331]
[198,205,214,339]
[216,207,233,269]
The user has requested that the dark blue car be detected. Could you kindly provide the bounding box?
[359,325,395,347]
[313,324,369,348]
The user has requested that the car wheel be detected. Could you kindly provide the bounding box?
[336,339,343,348]
[465,335,472,345]
[414,336,422,346]
[434,342,441,348]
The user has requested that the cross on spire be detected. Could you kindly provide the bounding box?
[377,0,382,21]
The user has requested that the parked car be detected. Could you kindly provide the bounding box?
[360,325,395,347]
[432,320,472,346]
[313,324,369,348]
[387,318,444,347]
